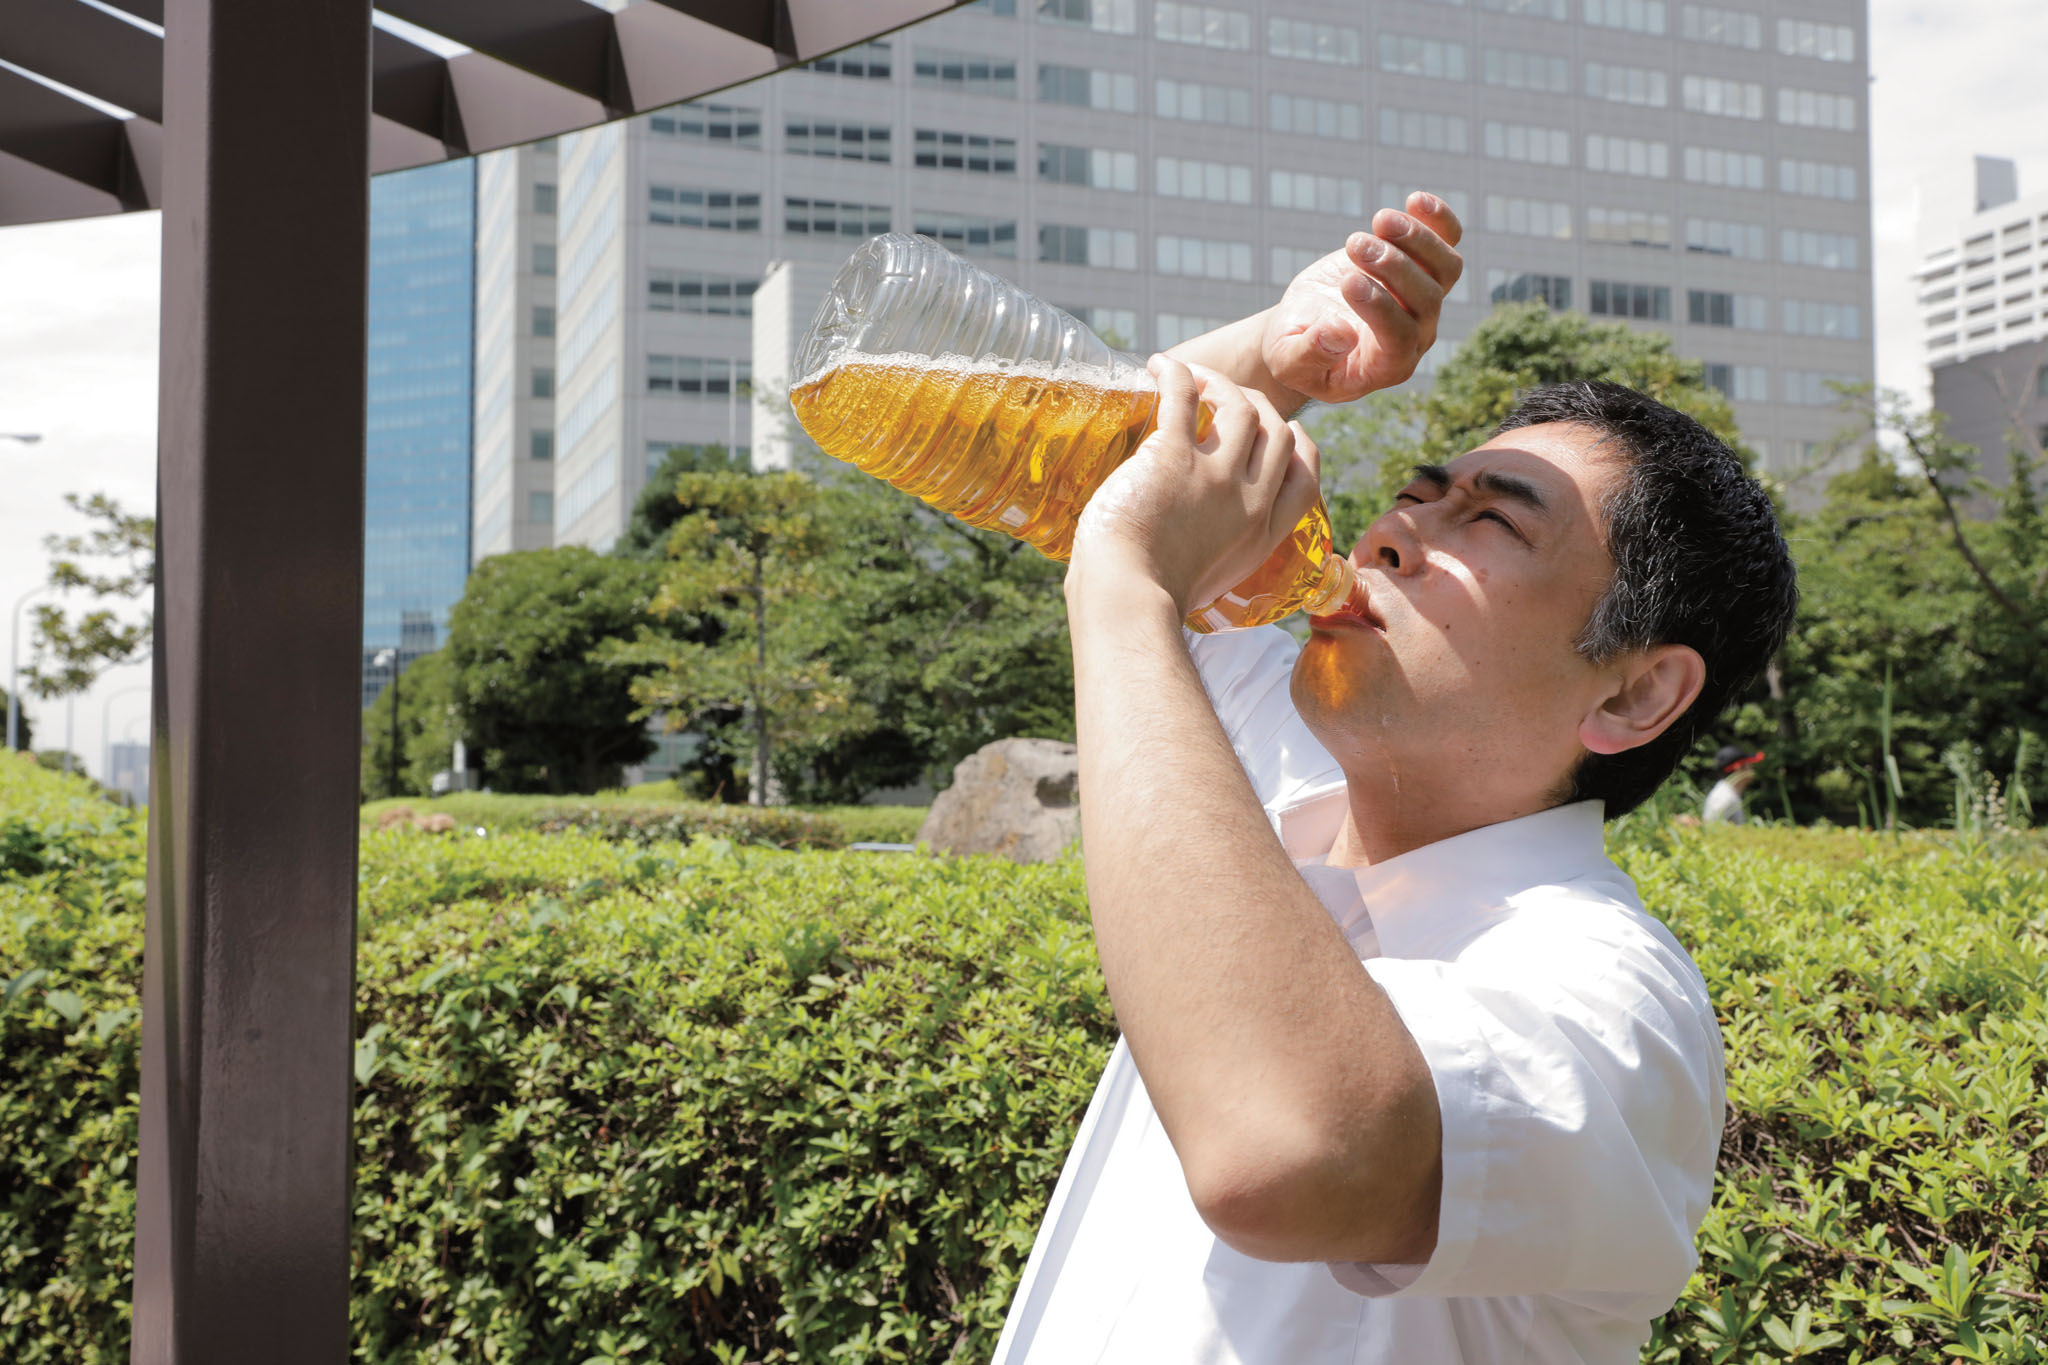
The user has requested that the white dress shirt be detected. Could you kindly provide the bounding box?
[1702,777,1747,825]
[992,626,1726,1365]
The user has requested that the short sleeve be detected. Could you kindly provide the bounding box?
[1184,626,1341,810]
[1329,897,1725,1317]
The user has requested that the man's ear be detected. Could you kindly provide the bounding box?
[1578,645,1706,757]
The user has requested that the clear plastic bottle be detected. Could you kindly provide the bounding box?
[789,233,1356,632]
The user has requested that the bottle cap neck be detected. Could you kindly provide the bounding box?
[1301,553,1357,616]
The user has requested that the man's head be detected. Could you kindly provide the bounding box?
[1292,380,1796,827]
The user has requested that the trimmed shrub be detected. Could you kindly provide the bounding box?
[5,755,2046,1361]
[361,794,854,851]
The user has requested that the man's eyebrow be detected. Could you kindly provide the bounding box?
[1407,462,1552,517]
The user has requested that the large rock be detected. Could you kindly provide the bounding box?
[917,738,1080,863]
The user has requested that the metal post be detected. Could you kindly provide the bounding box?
[133,0,372,1359]
[63,692,73,773]
[389,651,401,796]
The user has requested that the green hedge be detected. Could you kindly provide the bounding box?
[7,755,2048,1362]
[361,793,930,851]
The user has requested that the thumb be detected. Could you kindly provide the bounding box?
[1147,352,1202,443]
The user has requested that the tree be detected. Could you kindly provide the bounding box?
[613,443,750,560]
[444,548,661,794]
[359,648,460,800]
[603,471,864,805]
[26,493,153,698]
[2,689,32,752]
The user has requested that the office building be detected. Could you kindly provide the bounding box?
[107,740,149,808]
[471,140,562,561]
[476,0,1875,549]
[364,158,477,706]
[1917,158,2048,491]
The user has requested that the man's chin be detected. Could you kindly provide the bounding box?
[1290,630,1384,727]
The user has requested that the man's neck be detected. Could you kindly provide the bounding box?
[1324,774,1558,870]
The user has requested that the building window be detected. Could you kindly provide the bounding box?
[1488,271,1572,310]
[1583,0,1664,33]
[1777,19,1854,62]
[1587,279,1671,320]
[647,355,752,396]
[1380,108,1468,153]
[1036,0,1139,34]
[645,103,762,147]
[1040,63,1138,112]
[1587,205,1671,249]
[1686,216,1766,259]
[528,491,554,523]
[1155,156,1253,205]
[1586,135,1669,179]
[1702,363,1769,402]
[1779,159,1858,202]
[1485,195,1574,240]
[648,186,762,230]
[1784,370,1856,406]
[1484,122,1571,166]
[1268,16,1360,64]
[1041,144,1139,191]
[1380,184,1472,223]
[1066,306,1139,348]
[1379,34,1467,80]
[532,304,555,338]
[532,182,557,214]
[1155,312,1231,348]
[1687,289,1768,329]
[1038,224,1137,269]
[915,130,1018,174]
[1271,246,1322,285]
[2037,365,2048,398]
[1585,62,1667,106]
[531,366,555,398]
[803,41,892,78]
[786,119,892,162]
[1782,229,1859,271]
[532,243,556,276]
[1682,75,1763,119]
[1484,0,1566,17]
[1270,93,1361,139]
[531,430,554,460]
[913,211,1019,257]
[1154,2,1253,51]
[647,270,757,316]
[1482,48,1570,93]
[1270,170,1363,216]
[1157,78,1254,126]
[1777,88,1856,130]
[1682,146,1765,190]
[785,198,891,238]
[1156,235,1254,282]
[962,0,1018,12]
[1680,4,1760,48]
[1781,299,1862,339]
[913,48,1018,96]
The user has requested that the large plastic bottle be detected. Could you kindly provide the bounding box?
[789,233,1357,632]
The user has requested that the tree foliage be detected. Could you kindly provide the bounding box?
[26,494,153,699]
[359,648,461,801]
[443,548,660,795]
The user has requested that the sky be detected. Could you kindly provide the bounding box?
[1,1,2044,784]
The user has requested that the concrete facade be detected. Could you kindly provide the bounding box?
[470,140,561,561]
[478,0,1878,548]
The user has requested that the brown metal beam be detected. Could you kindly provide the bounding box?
[132,0,371,1359]
[0,67,130,197]
[378,0,624,111]
[0,0,164,122]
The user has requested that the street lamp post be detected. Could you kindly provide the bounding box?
[9,584,49,753]
[374,648,400,796]
[0,433,41,444]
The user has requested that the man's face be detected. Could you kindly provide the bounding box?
[1291,422,1625,815]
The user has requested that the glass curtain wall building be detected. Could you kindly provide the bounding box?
[363,159,478,707]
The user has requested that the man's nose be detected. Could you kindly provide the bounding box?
[1361,508,1424,575]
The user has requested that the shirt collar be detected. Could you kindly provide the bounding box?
[1276,791,1619,957]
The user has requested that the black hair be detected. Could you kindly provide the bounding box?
[1495,381,1798,818]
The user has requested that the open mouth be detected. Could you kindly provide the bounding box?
[1308,579,1383,633]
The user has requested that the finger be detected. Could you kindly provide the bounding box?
[1273,420,1322,537]
[1403,190,1463,249]
[1373,208,1465,293]
[1342,273,1425,379]
[1147,352,1202,443]
[1345,230,1446,323]
[1187,363,1259,458]
[1238,385,1293,488]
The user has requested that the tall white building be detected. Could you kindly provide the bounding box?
[1917,157,2048,490]
[477,0,1876,550]
[471,140,560,561]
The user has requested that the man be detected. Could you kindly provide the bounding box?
[991,197,1799,1364]
[1704,745,1767,825]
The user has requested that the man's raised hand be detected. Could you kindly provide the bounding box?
[1261,192,1464,407]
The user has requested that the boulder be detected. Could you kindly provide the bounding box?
[917,738,1080,863]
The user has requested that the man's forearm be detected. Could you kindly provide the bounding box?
[1162,309,1305,416]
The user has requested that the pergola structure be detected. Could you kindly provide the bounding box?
[0,2,960,1358]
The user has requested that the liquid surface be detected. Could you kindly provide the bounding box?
[791,353,1335,629]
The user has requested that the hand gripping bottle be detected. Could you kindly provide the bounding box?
[788,233,1357,632]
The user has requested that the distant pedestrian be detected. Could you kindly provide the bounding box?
[1703,745,1765,825]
